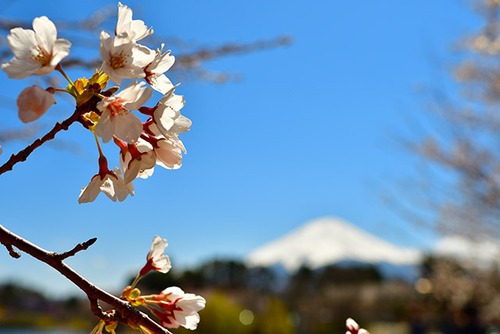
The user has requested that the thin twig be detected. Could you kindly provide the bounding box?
[89,296,107,319]
[55,237,97,260]
[1,242,20,258]
[0,104,84,176]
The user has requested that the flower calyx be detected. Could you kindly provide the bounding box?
[122,286,146,307]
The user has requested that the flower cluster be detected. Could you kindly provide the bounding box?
[1,3,190,204]
[93,236,206,333]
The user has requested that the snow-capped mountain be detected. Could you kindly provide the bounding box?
[246,217,422,272]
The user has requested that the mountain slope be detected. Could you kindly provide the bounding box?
[246,217,421,272]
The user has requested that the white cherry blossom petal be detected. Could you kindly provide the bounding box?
[78,169,134,204]
[153,89,191,138]
[50,39,71,67]
[78,175,103,204]
[147,73,174,94]
[117,81,152,110]
[114,112,143,144]
[152,47,175,74]
[145,44,175,93]
[95,107,142,144]
[115,2,153,46]
[170,115,192,135]
[33,16,56,52]
[3,58,40,79]
[7,28,37,59]
[155,138,183,169]
[94,108,114,143]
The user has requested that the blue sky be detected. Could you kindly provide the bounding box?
[0,0,479,296]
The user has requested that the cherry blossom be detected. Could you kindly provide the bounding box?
[95,81,152,143]
[16,86,55,123]
[152,88,191,138]
[151,286,206,330]
[142,123,186,170]
[78,167,134,204]
[100,2,155,84]
[144,44,175,94]
[115,2,153,46]
[1,16,71,79]
[346,318,370,334]
[139,236,172,276]
[0,3,193,207]
[153,136,185,170]
[100,31,154,84]
[117,139,156,183]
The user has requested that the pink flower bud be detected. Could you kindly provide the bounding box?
[16,86,55,123]
[139,236,172,276]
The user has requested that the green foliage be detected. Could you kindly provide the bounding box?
[253,297,295,334]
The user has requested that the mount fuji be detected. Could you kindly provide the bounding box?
[246,217,422,274]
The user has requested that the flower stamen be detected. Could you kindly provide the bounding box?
[109,51,127,70]
[35,44,52,66]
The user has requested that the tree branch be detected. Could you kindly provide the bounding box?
[0,224,170,334]
[55,237,97,260]
[1,241,20,258]
[0,104,84,176]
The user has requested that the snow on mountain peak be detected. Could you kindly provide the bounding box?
[246,217,421,272]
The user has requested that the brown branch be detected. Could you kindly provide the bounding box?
[0,224,170,334]
[89,296,108,319]
[1,242,20,258]
[55,237,97,260]
[0,102,84,176]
